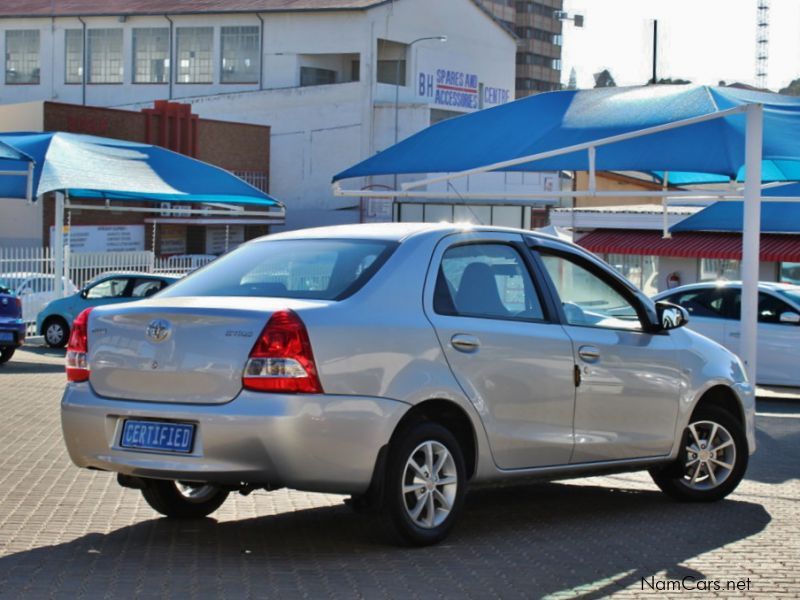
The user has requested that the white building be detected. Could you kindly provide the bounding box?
[0,0,556,233]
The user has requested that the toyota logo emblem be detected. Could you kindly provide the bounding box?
[146,319,171,343]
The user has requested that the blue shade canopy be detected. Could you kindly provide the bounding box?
[672,183,800,234]
[0,132,281,207]
[334,85,800,182]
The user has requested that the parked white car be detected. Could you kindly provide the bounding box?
[0,272,78,323]
[61,224,755,545]
[654,281,800,386]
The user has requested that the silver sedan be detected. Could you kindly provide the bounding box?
[61,223,755,545]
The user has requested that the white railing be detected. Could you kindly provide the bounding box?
[0,247,215,335]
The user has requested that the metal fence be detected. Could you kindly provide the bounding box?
[0,247,214,335]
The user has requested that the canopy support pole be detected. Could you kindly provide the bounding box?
[661,172,671,239]
[741,103,763,384]
[587,147,596,195]
[53,192,65,300]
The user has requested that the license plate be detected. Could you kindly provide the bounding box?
[0,331,14,343]
[120,420,195,454]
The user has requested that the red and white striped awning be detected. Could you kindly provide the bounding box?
[577,230,800,262]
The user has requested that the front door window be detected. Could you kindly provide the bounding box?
[540,254,642,330]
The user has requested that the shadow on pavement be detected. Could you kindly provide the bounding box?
[18,345,65,358]
[748,402,800,484]
[0,481,770,598]
[0,358,64,375]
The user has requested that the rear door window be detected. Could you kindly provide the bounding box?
[130,278,166,298]
[435,243,545,321]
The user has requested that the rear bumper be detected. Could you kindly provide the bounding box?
[0,319,25,347]
[61,383,410,494]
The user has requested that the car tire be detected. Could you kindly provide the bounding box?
[0,347,15,364]
[140,479,229,518]
[382,421,467,546]
[650,405,748,502]
[43,316,69,348]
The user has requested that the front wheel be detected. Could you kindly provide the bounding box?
[141,479,229,518]
[43,317,69,348]
[383,422,467,546]
[0,347,15,364]
[650,406,748,502]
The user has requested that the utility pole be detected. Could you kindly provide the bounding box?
[755,0,770,89]
[650,20,658,84]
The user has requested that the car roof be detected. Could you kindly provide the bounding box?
[257,222,570,245]
[657,281,800,295]
[81,272,182,287]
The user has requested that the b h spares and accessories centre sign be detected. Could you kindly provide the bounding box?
[418,68,511,111]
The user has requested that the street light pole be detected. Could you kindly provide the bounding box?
[393,35,447,189]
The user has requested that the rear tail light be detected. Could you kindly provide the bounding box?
[66,308,93,382]
[243,310,323,394]
[14,297,21,314]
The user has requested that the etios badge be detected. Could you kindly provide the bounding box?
[146,319,171,343]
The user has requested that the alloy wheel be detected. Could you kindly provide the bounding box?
[402,440,458,529]
[175,481,220,504]
[682,420,736,491]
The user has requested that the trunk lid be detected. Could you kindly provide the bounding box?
[88,296,330,404]
[0,292,20,319]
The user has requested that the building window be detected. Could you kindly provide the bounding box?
[377,39,407,85]
[779,262,800,284]
[516,52,558,68]
[176,27,213,84]
[5,30,40,84]
[300,66,336,86]
[65,29,83,84]
[133,28,169,83]
[699,258,740,281]
[87,29,123,83]
[221,26,260,84]
[516,77,559,92]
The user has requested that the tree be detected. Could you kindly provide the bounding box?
[566,68,577,90]
[779,78,800,96]
[655,77,691,85]
[593,69,616,88]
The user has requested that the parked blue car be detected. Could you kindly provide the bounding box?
[37,272,181,348]
[0,281,26,364]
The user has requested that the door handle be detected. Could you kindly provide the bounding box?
[729,332,741,338]
[578,345,600,362]
[451,334,480,353]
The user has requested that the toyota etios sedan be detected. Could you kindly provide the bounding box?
[61,224,755,545]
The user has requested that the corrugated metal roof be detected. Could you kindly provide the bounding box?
[0,0,389,18]
[577,230,800,262]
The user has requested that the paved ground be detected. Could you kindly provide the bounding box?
[0,347,798,599]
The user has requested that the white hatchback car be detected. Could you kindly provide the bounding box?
[654,281,800,386]
[61,224,755,545]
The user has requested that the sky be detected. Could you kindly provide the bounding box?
[560,0,800,91]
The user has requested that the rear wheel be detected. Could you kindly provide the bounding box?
[650,406,748,502]
[43,317,69,348]
[383,422,467,546]
[0,347,14,364]
[141,479,229,518]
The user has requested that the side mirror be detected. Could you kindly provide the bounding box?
[779,311,800,324]
[79,288,89,299]
[656,301,689,331]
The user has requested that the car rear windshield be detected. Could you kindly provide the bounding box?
[158,239,397,301]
